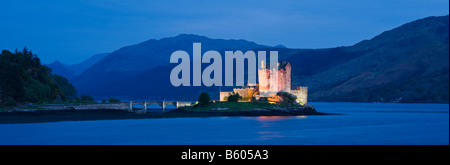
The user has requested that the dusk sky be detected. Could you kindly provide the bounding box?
[1,0,448,64]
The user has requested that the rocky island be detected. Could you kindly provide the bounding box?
[0,100,325,124]
[180,101,320,115]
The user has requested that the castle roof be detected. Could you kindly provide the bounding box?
[264,61,290,70]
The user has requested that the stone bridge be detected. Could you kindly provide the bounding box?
[129,101,193,111]
[36,101,194,112]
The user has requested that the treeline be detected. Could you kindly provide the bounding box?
[0,48,77,105]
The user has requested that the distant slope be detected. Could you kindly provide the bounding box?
[47,60,74,79]
[67,53,109,75]
[47,53,108,79]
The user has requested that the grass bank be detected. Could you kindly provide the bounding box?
[182,101,301,112]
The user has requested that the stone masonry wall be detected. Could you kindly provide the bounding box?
[290,86,308,105]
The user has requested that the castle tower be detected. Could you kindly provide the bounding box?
[285,63,291,93]
[258,61,292,97]
[277,62,291,93]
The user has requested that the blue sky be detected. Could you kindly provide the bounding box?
[0,0,448,64]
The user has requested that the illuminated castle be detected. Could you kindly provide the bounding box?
[220,61,308,105]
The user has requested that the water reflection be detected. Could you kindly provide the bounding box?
[239,116,308,141]
[241,116,307,121]
[258,131,285,140]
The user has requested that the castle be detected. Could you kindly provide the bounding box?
[220,61,308,105]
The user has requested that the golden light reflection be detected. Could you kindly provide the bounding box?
[256,116,293,121]
[240,115,307,121]
[296,115,307,119]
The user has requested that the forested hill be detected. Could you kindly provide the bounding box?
[0,48,77,105]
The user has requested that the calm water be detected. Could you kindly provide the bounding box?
[0,102,448,145]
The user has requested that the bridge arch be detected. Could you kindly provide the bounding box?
[146,103,164,109]
[128,101,193,111]
[131,103,145,110]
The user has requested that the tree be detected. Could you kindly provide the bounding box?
[53,74,77,100]
[227,92,242,102]
[80,94,95,103]
[198,92,210,105]
[0,48,76,104]
[276,92,297,103]
[108,97,120,103]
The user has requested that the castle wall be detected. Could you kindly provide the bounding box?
[278,69,286,92]
[233,87,257,99]
[277,63,291,92]
[220,92,231,101]
[220,87,257,101]
[290,87,308,105]
[259,62,292,97]
[286,63,291,93]
[258,67,275,97]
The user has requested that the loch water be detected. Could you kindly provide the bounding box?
[0,102,448,145]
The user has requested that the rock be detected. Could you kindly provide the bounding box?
[211,108,229,111]
[299,104,317,114]
[252,108,268,111]
[267,104,318,115]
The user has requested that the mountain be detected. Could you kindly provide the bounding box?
[47,60,74,79]
[290,15,449,103]
[73,15,449,103]
[274,44,287,48]
[47,53,108,79]
[72,34,270,95]
[66,53,109,75]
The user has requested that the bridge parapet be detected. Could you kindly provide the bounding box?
[129,101,194,111]
[35,101,194,112]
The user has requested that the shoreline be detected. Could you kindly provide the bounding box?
[0,109,331,124]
